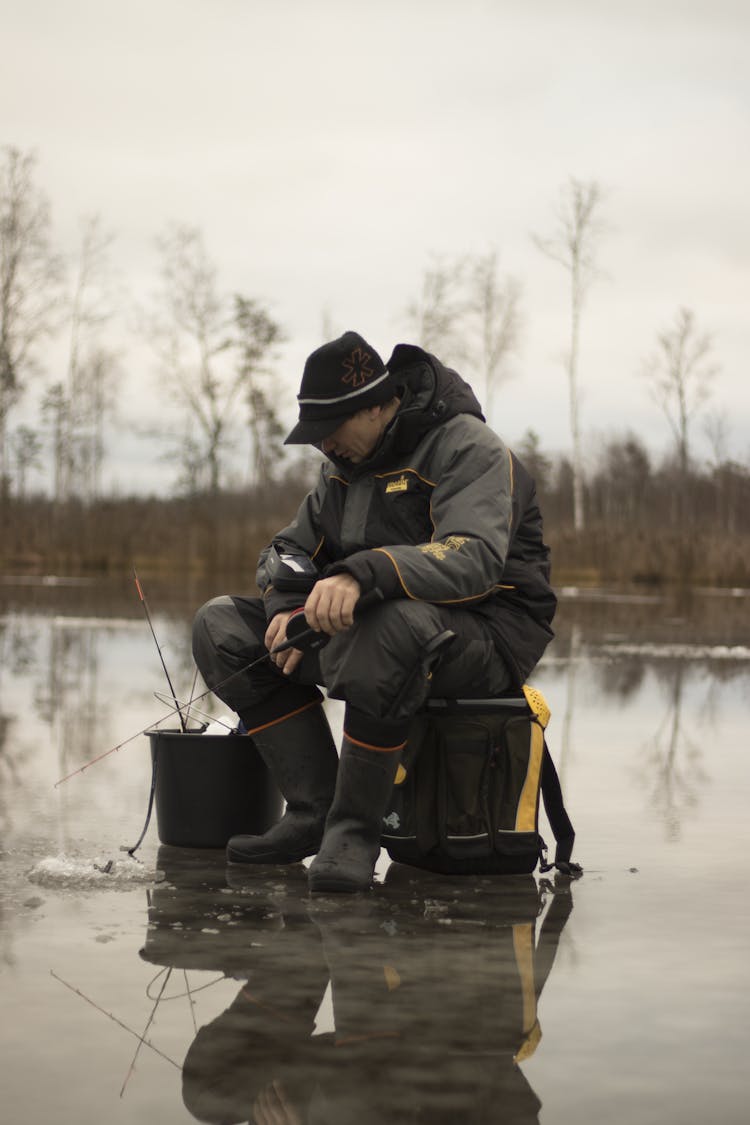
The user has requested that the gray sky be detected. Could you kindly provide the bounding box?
[2,0,748,492]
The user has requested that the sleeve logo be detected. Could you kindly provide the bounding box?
[418,535,469,560]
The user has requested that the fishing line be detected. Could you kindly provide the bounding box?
[145,965,227,1002]
[152,692,236,732]
[183,664,200,729]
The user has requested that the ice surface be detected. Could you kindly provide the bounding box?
[27,854,162,890]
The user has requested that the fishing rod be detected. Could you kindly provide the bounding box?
[50,970,181,1072]
[52,604,352,789]
[153,693,235,732]
[120,966,173,1097]
[133,569,187,732]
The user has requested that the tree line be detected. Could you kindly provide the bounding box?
[3,439,747,586]
[1,145,746,586]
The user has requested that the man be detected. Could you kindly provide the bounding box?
[192,331,556,893]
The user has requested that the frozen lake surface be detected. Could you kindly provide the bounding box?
[1,579,749,1123]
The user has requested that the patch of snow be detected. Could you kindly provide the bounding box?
[27,854,160,890]
[598,643,750,661]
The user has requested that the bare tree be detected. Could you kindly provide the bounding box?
[76,345,119,499]
[41,382,69,500]
[0,147,63,494]
[150,225,236,494]
[405,254,468,361]
[468,250,521,425]
[10,424,42,498]
[234,296,285,487]
[702,407,730,470]
[590,433,651,525]
[56,215,119,500]
[534,178,606,533]
[638,663,708,842]
[644,307,718,479]
[516,428,552,495]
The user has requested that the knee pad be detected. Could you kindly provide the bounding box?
[192,595,265,679]
[319,601,444,719]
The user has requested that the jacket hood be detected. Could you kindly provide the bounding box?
[323,345,485,473]
[387,344,485,445]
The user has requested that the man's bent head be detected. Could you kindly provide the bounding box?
[284,331,397,447]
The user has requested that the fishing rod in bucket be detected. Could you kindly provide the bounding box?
[133,569,187,732]
[123,569,194,856]
[53,585,384,789]
[59,601,337,858]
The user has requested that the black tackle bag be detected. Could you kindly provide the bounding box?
[380,686,581,877]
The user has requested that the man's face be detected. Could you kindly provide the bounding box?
[321,409,381,464]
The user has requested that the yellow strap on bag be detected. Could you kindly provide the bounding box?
[522,684,551,729]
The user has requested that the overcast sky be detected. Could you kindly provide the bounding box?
[2,0,748,492]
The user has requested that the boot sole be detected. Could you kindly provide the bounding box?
[226,845,313,865]
[308,871,371,894]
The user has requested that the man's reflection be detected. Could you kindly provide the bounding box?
[140,850,575,1124]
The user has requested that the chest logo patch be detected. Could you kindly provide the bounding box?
[385,475,409,494]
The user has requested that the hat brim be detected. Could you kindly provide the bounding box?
[283,413,351,446]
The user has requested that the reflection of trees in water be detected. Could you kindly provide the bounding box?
[595,655,646,700]
[0,712,17,842]
[34,622,101,785]
[638,662,709,842]
[557,624,581,789]
[0,617,40,838]
[543,633,722,843]
[0,617,40,966]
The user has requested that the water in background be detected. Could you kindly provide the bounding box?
[1,577,748,1124]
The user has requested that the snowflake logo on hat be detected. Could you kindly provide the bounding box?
[341,347,373,388]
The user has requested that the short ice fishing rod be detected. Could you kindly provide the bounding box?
[53,589,383,788]
[133,569,186,732]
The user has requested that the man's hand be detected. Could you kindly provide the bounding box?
[303,573,361,635]
[265,574,361,676]
[265,610,304,676]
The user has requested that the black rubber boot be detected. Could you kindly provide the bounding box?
[227,704,339,864]
[307,738,401,893]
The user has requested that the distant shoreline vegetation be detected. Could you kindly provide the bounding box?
[2,455,748,589]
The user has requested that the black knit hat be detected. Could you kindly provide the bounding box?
[284,331,396,445]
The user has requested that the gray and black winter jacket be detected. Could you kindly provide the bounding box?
[260,345,556,683]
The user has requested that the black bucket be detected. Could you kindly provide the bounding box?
[148,729,283,848]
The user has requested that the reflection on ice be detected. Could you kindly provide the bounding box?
[1,583,750,1124]
[141,849,575,1124]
